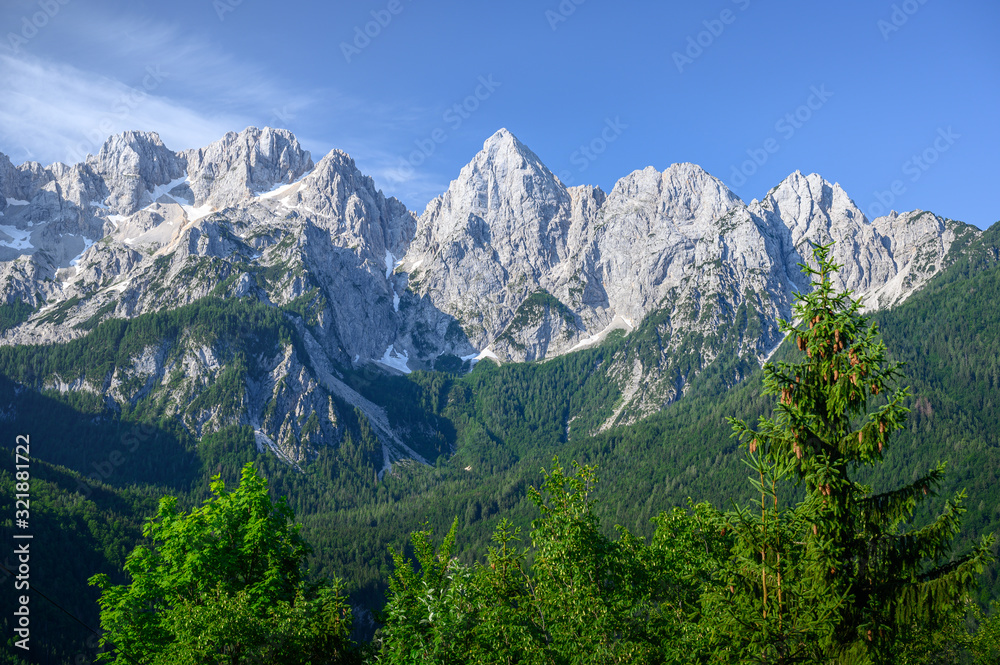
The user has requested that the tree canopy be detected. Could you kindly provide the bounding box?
[89,462,357,664]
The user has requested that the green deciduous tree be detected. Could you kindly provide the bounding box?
[89,462,356,664]
[725,244,995,664]
[378,460,692,664]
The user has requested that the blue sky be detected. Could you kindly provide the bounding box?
[0,0,997,228]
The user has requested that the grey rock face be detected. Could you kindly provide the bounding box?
[89,131,186,215]
[398,134,977,370]
[181,126,313,210]
[0,126,425,467]
[399,129,579,356]
[749,171,969,309]
[589,163,745,323]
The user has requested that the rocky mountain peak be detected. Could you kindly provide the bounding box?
[457,127,564,209]
[761,171,865,235]
[264,146,415,260]
[91,130,178,175]
[0,152,15,214]
[182,126,313,210]
[0,125,983,468]
[85,130,184,214]
[480,127,537,158]
[607,163,743,237]
[406,128,570,265]
[311,148,375,197]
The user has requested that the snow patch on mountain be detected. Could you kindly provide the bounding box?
[378,345,411,374]
[0,225,32,250]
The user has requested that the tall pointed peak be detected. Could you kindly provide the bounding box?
[410,128,569,256]
[431,128,561,210]
[482,127,518,148]
[473,128,545,169]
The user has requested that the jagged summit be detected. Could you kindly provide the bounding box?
[180,126,313,209]
[451,127,563,206]
[402,128,571,279]
[478,127,547,167]
[89,131,186,215]
[757,171,867,248]
[608,163,742,235]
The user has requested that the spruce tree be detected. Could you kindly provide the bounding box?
[728,243,995,664]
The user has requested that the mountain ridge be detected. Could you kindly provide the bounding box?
[0,125,983,466]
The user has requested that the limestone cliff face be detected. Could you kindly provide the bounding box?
[398,129,581,358]
[396,132,976,369]
[748,171,969,309]
[0,126,980,461]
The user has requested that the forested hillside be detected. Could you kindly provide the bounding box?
[2,228,1000,662]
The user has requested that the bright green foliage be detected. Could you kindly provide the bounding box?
[152,584,354,665]
[8,232,1000,661]
[378,459,711,664]
[378,517,476,664]
[641,501,733,661]
[700,452,848,663]
[969,601,1000,663]
[726,244,996,664]
[89,462,356,664]
[525,460,664,663]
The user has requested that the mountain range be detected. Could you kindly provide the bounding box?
[0,126,981,470]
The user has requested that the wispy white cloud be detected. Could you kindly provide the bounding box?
[0,53,251,165]
[0,12,326,166]
[53,13,319,114]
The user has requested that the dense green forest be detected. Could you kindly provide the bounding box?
[2,231,1000,662]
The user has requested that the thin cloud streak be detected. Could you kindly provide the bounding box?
[0,53,250,165]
